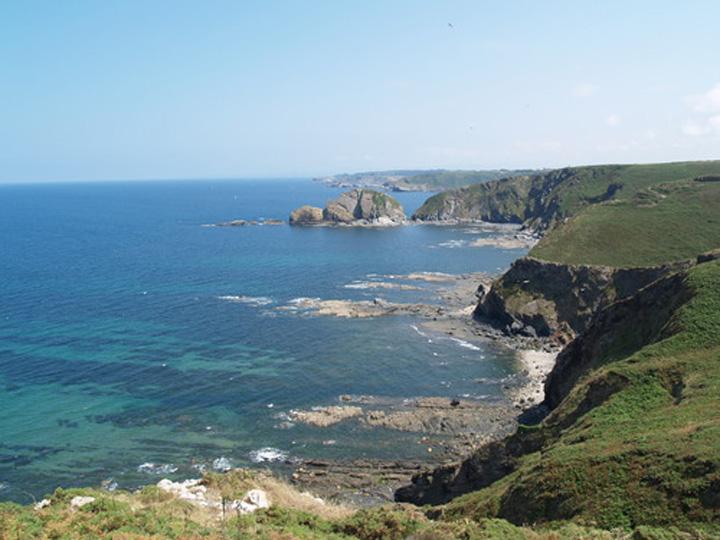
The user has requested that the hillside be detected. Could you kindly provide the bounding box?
[314,169,538,192]
[400,258,720,533]
[414,161,720,266]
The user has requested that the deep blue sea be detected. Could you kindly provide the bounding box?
[0,179,526,502]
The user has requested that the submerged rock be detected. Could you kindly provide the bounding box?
[211,218,285,227]
[290,406,363,427]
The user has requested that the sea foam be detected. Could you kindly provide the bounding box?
[137,462,178,475]
[218,295,274,306]
[249,447,288,463]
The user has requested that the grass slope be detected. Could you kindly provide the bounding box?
[443,260,720,532]
[532,164,720,266]
[0,490,690,539]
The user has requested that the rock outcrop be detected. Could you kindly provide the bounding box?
[474,256,692,343]
[289,190,405,226]
[289,205,324,225]
[543,270,691,409]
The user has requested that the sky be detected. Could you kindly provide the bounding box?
[1,0,719,183]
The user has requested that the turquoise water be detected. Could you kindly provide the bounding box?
[0,179,525,502]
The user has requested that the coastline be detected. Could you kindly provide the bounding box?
[261,271,559,505]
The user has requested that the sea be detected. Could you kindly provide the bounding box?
[0,179,527,502]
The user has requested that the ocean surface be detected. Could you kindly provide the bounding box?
[0,179,527,502]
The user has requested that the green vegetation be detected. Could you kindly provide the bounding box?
[415,160,720,267]
[442,260,720,532]
[0,492,686,539]
[531,163,720,266]
[398,169,538,190]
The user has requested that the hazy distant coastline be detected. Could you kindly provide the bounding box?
[314,168,541,192]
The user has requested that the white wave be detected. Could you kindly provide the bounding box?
[409,324,428,338]
[450,337,482,351]
[344,281,372,289]
[436,240,466,249]
[218,295,274,306]
[287,297,321,305]
[101,478,118,492]
[137,462,178,475]
[212,456,233,471]
[0,482,7,492]
[344,281,420,291]
[249,447,288,463]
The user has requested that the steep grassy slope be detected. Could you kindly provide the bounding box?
[438,260,720,531]
[532,176,720,266]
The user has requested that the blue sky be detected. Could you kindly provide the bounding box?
[1,1,719,182]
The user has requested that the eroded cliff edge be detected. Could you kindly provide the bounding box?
[474,256,692,344]
[396,257,720,528]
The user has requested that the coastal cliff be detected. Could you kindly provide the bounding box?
[474,256,692,343]
[397,258,720,529]
[412,167,578,229]
[290,189,405,226]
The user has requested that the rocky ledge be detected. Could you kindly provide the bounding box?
[289,189,406,226]
[205,218,284,227]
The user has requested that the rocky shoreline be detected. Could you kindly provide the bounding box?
[270,272,560,505]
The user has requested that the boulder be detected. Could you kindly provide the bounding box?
[289,205,324,225]
[70,496,96,509]
[34,499,51,510]
[230,489,270,514]
[157,478,212,506]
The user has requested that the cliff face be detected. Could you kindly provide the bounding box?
[289,189,405,226]
[474,256,691,343]
[323,189,405,224]
[412,167,604,230]
[543,270,691,410]
[397,260,720,529]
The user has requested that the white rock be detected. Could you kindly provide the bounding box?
[34,499,51,510]
[70,496,95,509]
[156,478,213,505]
[301,491,325,505]
[230,489,270,514]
